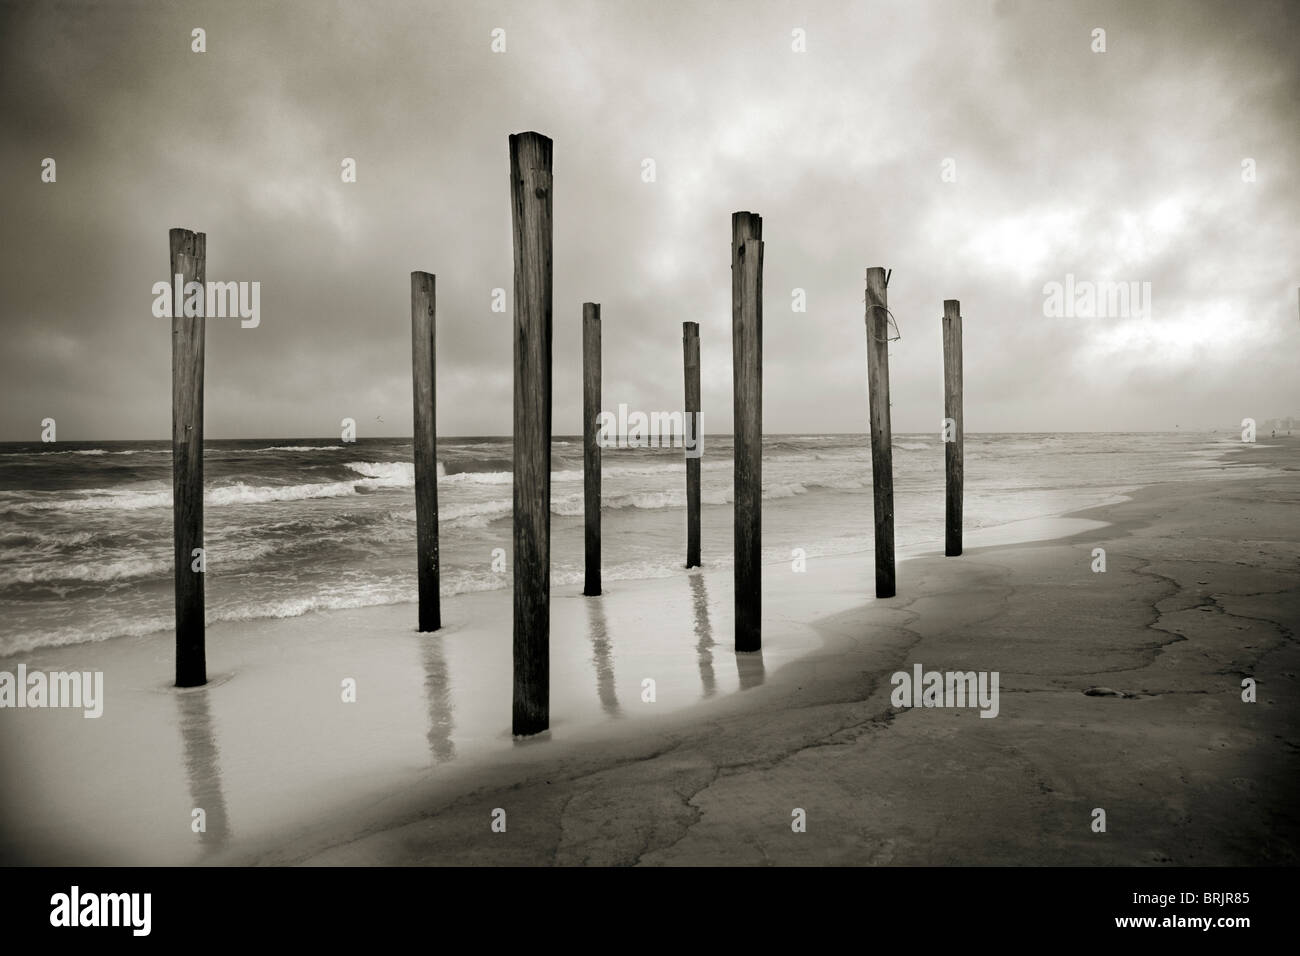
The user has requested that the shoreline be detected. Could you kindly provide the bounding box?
[0,432,1264,660]
[0,441,1295,865]
[0,510,1105,866]
[1,431,1263,660]
[248,444,1300,866]
[299,457,1295,866]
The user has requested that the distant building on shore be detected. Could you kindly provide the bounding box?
[1258,416,1297,435]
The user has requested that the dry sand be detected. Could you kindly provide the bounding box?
[1,441,1295,866]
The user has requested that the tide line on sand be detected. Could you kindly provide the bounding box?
[0,508,1106,866]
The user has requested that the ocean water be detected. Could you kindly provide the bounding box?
[0,432,1255,654]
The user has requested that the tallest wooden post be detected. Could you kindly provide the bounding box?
[510,132,553,736]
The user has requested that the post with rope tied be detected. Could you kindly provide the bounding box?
[864,267,896,598]
[942,299,963,557]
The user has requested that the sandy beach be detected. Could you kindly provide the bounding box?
[1,440,1294,866]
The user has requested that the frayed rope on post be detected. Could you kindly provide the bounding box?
[865,302,901,343]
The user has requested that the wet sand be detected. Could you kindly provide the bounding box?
[1,441,1295,866]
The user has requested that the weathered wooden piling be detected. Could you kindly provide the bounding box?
[411,271,441,631]
[170,227,207,687]
[731,213,763,652]
[583,302,601,596]
[865,267,895,598]
[510,131,553,736]
[683,320,701,569]
[942,299,963,557]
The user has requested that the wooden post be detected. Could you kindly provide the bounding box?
[731,213,763,652]
[582,302,601,596]
[683,321,701,568]
[942,299,963,557]
[865,267,895,598]
[510,131,553,736]
[411,271,441,631]
[170,228,206,688]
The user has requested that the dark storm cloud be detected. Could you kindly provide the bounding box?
[1,0,1296,439]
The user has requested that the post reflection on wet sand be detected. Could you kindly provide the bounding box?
[586,597,621,717]
[736,648,766,690]
[421,634,457,763]
[689,571,717,698]
[175,687,231,851]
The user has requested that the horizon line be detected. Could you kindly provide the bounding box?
[0,428,1260,444]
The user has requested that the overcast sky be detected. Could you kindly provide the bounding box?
[1,0,1296,440]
